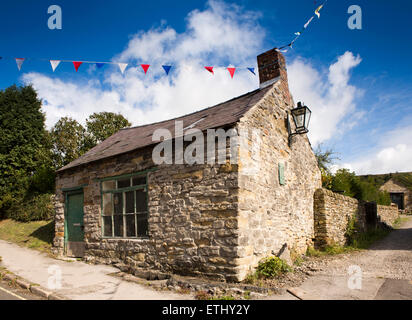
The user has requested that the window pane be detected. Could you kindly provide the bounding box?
[102,193,113,216]
[113,193,123,214]
[114,215,124,237]
[126,214,136,237]
[132,176,146,186]
[117,178,131,189]
[103,216,112,237]
[102,180,116,191]
[137,214,148,237]
[136,189,147,212]
[125,191,135,214]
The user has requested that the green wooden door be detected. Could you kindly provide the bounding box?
[66,192,85,256]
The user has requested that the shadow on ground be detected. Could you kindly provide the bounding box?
[29,221,54,245]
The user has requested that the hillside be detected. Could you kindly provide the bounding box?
[358,172,412,191]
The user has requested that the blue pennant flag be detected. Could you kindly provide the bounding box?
[247,67,256,75]
[96,63,105,69]
[162,65,172,75]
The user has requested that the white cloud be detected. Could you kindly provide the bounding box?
[22,0,263,129]
[20,1,410,175]
[287,51,363,145]
[341,125,412,174]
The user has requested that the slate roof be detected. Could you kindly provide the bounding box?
[58,85,272,172]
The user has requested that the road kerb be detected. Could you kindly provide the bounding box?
[16,278,31,290]
[30,285,52,299]
[0,268,70,300]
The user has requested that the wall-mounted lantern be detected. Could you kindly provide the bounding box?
[287,102,312,146]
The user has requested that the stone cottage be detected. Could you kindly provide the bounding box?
[379,174,412,213]
[53,48,321,282]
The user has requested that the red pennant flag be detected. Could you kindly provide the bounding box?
[204,66,214,74]
[73,61,83,72]
[141,64,150,74]
[227,67,236,79]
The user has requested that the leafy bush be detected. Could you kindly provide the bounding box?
[328,169,391,205]
[7,193,54,222]
[256,256,292,279]
[29,165,55,194]
[345,215,358,242]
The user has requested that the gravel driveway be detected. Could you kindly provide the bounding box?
[271,215,412,300]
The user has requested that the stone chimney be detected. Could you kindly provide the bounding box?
[257,48,292,104]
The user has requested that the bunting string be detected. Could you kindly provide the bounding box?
[0,56,257,79]
[276,0,327,53]
[0,1,327,79]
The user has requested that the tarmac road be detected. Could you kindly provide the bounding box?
[0,279,44,300]
[269,215,412,300]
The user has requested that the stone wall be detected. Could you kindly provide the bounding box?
[313,188,364,248]
[54,141,241,282]
[314,188,399,248]
[235,80,322,280]
[377,204,399,226]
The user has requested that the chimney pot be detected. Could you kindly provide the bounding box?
[257,48,288,89]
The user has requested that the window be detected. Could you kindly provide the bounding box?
[101,173,148,238]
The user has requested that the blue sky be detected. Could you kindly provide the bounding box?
[0,0,411,174]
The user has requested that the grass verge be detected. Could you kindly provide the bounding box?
[0,219,54,255]
[393,216,409,229]
[307,226,392,257]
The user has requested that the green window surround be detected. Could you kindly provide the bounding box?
[100,172,149,239]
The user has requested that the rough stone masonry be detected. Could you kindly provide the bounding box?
[53,48,321,282]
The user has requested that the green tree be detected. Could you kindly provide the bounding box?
[331,169,357,197]
[0,85,51,216]
[50,117,94,169]
[331,169,391,205]
[86,112,131,145]
[314,144,339,189]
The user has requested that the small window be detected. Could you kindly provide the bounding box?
[101,173,148,238]
[102,180,116,191]
[117,179,131,189]
[132,176,146,186]
[103,216,112,237]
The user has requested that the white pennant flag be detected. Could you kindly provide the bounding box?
[304,16,314,29]
[15,58,25,71]
[50,60,61,72]
[118,63,128,74]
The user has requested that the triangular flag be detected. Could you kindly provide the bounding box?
[141,64,150,74]
[227,67,236,79]
[96,63,105,69]
[15,58,25,71]
[73,61,83,72]
[204,66,214,74]
[304,16,314,29]
[50,60,61,72]
[162,65,172,75]
[118,63,128,74]
[247,67,255,75]
[315,4,324,18]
